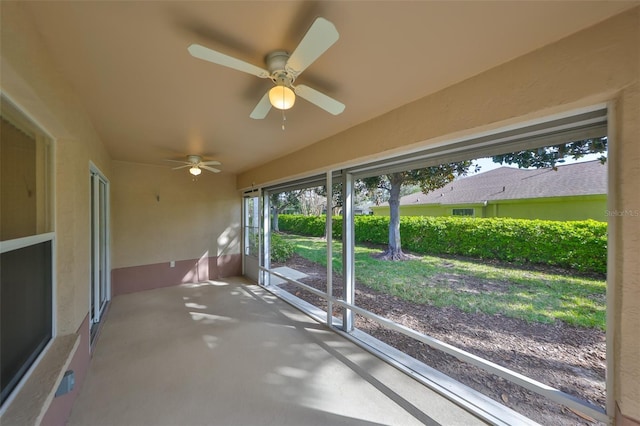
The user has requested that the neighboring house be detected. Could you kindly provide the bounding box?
[371,161,607,221]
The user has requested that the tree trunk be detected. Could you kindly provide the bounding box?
[271,206,279,232]
[380,173,408,260]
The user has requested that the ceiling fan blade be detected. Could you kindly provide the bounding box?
[250,91,272,119]
[188,44,270,78]
[172,165,191,170]
[165,159,190,164]
[200,160,221,166]
[201,165,221,173]
[286,17,339,77]
[294,85,345,115]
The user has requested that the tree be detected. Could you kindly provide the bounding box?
[299,189,325,216]
[315,183,343,215]
[492,138,607,169]
[361,161,477,260]
[270,191,301,231]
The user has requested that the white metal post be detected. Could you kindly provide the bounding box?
[342,173,355,332]
[262,190,270,286]
[326,171,333,327]
[241,196,247,276]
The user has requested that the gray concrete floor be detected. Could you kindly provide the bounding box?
[68,277,487,426]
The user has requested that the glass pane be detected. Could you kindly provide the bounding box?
[0,115,50,241]
[1,117,36,240]
[245,196,260,258]
[1,241,53,405]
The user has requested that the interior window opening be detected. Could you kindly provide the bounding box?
[1,98,54,409]
[255,109,609,425]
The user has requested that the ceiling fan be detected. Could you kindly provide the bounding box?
[166,155,221,176]
[188,17,345,119]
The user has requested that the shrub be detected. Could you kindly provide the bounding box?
[400,217,607,274]
[278,214,326,236]
[271,232,295,262]
[277,214,607,274]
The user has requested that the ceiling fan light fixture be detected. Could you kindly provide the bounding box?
[189,166,202,176]
[269,85,295,110]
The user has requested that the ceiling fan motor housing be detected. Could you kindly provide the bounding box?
[266,51,289,73]
[187,155,202,164]
[266,51,295,85]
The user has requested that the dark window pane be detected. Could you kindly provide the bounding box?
[1,241,53,405]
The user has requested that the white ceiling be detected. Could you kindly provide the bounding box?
[22,1,637,174]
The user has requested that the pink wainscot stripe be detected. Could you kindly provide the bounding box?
[111,254,241,296]
[40,314,91,426]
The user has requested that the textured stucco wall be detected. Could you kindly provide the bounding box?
[1,1,112,336]
[110,161,241,270]
[238,7,640,423]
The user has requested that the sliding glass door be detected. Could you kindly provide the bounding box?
[90,168,110,342]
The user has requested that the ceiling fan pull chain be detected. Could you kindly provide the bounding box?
[281,109,286,131]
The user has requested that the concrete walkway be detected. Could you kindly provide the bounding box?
[68,277,487,426]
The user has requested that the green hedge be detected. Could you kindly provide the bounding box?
[271,232,295,262]
[277,214,607,274]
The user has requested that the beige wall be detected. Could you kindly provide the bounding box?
[1,117,37,240]
[238,7,640,422]
[111,161,240,269]
[1,1,113,336]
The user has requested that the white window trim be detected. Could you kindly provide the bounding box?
[0,95,56,415]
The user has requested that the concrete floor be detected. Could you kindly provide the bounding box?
[68,277,487,426]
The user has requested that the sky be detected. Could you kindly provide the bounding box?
[468,152,606,175]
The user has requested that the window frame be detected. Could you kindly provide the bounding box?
[0,96,56,413]
[452,208,475,217]
[251,104,612,424]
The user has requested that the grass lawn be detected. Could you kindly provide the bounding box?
[279,234,606,330]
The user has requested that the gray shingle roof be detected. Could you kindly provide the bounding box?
[394,160,607,206]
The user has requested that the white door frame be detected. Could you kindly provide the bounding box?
[242,191,261,283]
[89,163,110,341]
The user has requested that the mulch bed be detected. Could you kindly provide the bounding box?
[275,253,606,426]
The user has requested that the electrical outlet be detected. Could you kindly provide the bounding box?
[170,261,175,268]
[55,371,75,397]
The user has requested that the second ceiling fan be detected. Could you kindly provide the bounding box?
[167,155,221,176]
[188,17,345,119]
